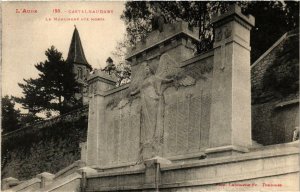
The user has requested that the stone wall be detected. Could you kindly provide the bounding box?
[90,52,214,168]
[251,30,299,104]
[252,98,299,145]
[86,5,255,167]
[85,143,299,191]
[251,30,299,145]
[1,107,88,180]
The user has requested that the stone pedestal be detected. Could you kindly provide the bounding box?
[206,5,255,157]
[143,156,171,190]
[36,172,54,188]
[1,177,20,190]
[86,70,116,166]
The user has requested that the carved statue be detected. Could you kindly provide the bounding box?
[131,62,172,159]
[130,53,195,160]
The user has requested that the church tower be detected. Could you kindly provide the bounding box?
[67,26,92,104]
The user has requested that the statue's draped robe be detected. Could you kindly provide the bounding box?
[140,75,164,159]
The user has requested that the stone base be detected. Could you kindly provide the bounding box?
[84,143,299,191]
[144,156,172,166]
[143,156,172,189]
[205,145,249,158]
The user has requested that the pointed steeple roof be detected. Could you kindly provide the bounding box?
[67,26,92,69]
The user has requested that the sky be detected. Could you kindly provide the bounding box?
[2,2,126,101]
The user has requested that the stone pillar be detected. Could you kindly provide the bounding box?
[77,167,97,192]
[1,177,20,190]
[206,5,255,157]
[86,70,116,166]
[36,172,54,188]
[143,157,171,190]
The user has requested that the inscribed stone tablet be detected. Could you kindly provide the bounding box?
[129,101,141,162]
[176,100,189,153]
[113,112,120,163]
[188,96,201,151]
[164,104,177,156]
[200,94,211,148]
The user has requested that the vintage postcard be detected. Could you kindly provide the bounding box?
[1,1,299,191]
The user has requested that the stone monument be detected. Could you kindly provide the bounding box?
[4,5,299,192]
[86,4,255,168]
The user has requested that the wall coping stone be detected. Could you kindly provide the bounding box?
[77,167,97,177]
[54,160,85,180]
[91,161,139,170]
[86,185,145,192]
[212,4,255,28]
[9,178,40,192]
[88,168,145,178]
[103,83,130,96]
[166,151,206,161]
[251,32,287,69]
[144,156,172,166]
[180,49,214,68]
[1,177,21,190]
[160,166,299,189]
[251,29,298,69]
[41,172,81,192]
[88,69,117,83]
[205,145,249,155]
[126,21,200,61]
[161,142,299,171]
[275,98,299,108]
[36,172,55,180]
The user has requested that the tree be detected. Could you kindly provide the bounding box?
[244,1,299,63]
[102,57,116,75]
[121,1,299,62]
[1,95,20,133]
[15,46,81,116]
[102,57,131,86]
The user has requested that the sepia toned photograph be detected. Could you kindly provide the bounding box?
[1,1,299,191]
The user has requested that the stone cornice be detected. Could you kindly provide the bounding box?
[126,21,200,61]
[212,4,255,29]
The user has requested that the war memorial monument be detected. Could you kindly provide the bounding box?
[2,4,299,192]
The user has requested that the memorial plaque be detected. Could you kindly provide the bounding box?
[106,113,114,165]
[176,100,189,153]
[124,108,132,163]
[119,107,128,163]
[98,111,107,165]
[129,101,141,162]
[164,104,177,156]
[188,96,201,151]
[200,94,211,148]
[113,112,120,163]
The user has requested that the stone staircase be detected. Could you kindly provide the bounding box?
[1,160,97,192]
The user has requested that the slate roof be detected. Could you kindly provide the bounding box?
[67,27,92,70]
